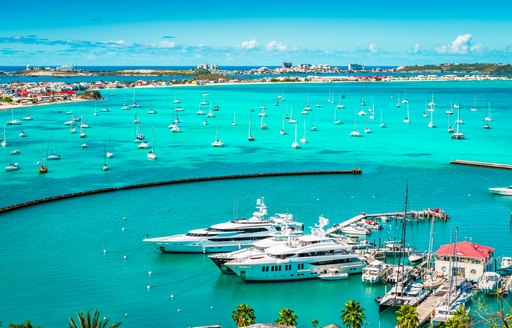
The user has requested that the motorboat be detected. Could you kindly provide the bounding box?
[225,227,365,281]
[47,152,61,160]
[144,198,303,253]
[361,260,389,284]
[361,219,382,230]
[422,271,446,290]
[489,186,512,196]
[340,223,370,236]
[477,272,502,294]
[431,300,468,324]
[318,268,349,281]
[499,257,512,272]
[408,251,425,263]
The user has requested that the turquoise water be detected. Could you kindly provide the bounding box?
[1,81,511,327]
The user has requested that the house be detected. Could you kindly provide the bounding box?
[434,241,495,282]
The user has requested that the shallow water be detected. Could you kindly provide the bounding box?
[1,81,511,327]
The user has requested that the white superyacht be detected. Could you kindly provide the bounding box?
[143,198,303,253]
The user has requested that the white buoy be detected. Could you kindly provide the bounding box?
[103,249,107,254]
[146,285,151,290]
[170,294,174,299]
[148,271,152,275]
[123,255,127,260]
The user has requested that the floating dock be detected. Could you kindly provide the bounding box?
[450,160,512,170]
[0,169,362,214]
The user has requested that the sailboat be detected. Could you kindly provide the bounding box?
[288,107,297,124]
[422,99,428,118]
[260,115,268,130]
[333,106,343,125]
[470,96,478,112]
[248,111,255,141]
[484,103,492,122]
[102,145,109,171]
[422,218,445,289]
[379,184,430,312]
[291,122,300,149]
[231,112,237,126]
[1,124,7,147]
[7,109,21,125]
[403,102,410,123]
[350,108,361,137]
[364,116,371,134]
[336,93,344,109]
[121,97,130,110]
[279,115,287,135]
[451,106,465,140]
[447,114,454,133]
[47,142,61,160]
[5,152,20,171]
[396,95,401,108]
[131,90,140,108]
[106,137,114,158]
[300,121,307,143]
[428,108,436,128]
[147,126,157,160]
[38,145,48,174]
[211,120,224,147]
[379,106,386,128]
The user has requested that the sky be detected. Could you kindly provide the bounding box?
[1,0,511,67]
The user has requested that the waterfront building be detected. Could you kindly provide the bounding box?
[434,241,495,282]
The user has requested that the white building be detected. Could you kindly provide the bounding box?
[434,241,495,282]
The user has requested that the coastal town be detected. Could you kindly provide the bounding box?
[1,63,511,110]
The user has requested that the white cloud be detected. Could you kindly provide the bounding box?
[413,43,422,53]
[239,39,258,50]
[436,34,481,54]
[368,43,378,53]
[158,40,176,48]
[266,40,287,51]
[108,40,127,45]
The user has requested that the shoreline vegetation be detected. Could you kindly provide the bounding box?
[1,63,512,111]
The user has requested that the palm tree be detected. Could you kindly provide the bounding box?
[69,310,121,328]
[7,321,40,328]
[445,305,471,328]
[395,304,419,328]
[341,300,366,328]
[231,304,256,327]
[275,307,298,326]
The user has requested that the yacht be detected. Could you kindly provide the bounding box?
[209,216,303,273]
[431,301,468,325]
[499,256,512,272]
[5,162,20,171]
[378,278,430,312]
[224,220,365,281]
[47,152,61,160]
[488,186,512,196]
[477,272,502,294]
[340,223,370,236]
[361,260,389,284]
[144,198,302,253]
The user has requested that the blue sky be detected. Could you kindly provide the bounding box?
[1,0,511,67]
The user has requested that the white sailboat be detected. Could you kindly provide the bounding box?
[147,126,157,160]
[121,97,130,110]
[451,106,465,140]
[379,106,386,128]
[350,108,361,137]
[102,145,109,171]
[288,107,297,124]
[300,121,307,143]
[484,102,492,122]
[428,108,436,128]
[248,111,255,141]
[231,112,237,126]
[279,115,287,135]
[106,138,114,158]
[5,153,20,171]
[1,124,7,147]
[131,90,140,108]
[403,102,410,123]
[470,96,478,112]
[447,114,454,133]
[291,122,300,149]
[333,106,343,125]
[211,120,224,147]
[7,109,21,125]
[38,145,48,174]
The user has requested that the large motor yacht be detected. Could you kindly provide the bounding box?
[224,217,366,281]
[143,198,303,253]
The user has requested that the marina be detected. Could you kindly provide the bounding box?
[0,80,511,327]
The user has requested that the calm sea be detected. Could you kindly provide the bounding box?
[0,80,511,327]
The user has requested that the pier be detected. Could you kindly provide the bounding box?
[416,287,447,327]
[0,169,361,214]
[450,160,512,170]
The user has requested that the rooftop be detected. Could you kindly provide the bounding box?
[435,241,495,259]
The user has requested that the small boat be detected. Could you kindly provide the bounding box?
[488,186,512,196]
[291,123,300,149]
[147,127,157,160]
[81,142,88,149]
[318,268,349,281]
[101,107,110,112]
[137,141,151,149]
[211,120,224,147]
[499,257,512,272]
[7,109,21,125]
[102,146,109,171]
[361,260,389,284]
[19,131,27,137]
[477,272,502,294]
[408,251,425,263]
[47,152,61,160]
[5,162,20,171]
[22,115,33,121]
[10,149,21,155]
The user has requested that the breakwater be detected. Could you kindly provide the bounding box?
[0,169,362,213]
[450,160,512,170]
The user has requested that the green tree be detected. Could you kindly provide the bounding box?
[275,307,298,326]
[341,300,366,328]
[231,304,255,327]
[396,304,419,328]
[69,310,121,328]
[8,321,40,328]
[311,319,319,328]
[445,304,471,328]
[475,295,511,328]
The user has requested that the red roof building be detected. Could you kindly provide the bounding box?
[434,241,495,282]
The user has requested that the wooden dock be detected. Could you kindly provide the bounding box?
[450,160,512,170]
[416,284,451,326]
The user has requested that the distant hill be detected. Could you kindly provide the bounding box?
[397,63,512,74]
